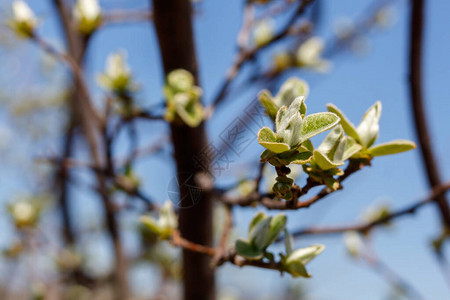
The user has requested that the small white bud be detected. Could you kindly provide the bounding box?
[73,0,102,34]
[343,231,364,257]
[296,37,331,73]
[98,51,134,92]
[9,1,38,38]
[253,20,275,47]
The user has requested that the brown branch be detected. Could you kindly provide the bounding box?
[47,1,129,296]
[52,0,94,287]
[254,162,266,193]
[40,155,157,211]
[255,0,297,22]
[113,176,156,211]
[56,124,77,245]
[170,230,283,273]
[152,1,215,299]
[211,205,233,267]
[236,1,255,50]
[289,181,450,237]
[172,231,215,256]
[408,0,450,227]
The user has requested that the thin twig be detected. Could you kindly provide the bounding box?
[289,181,450,237]
[211,205,233,267]
[408,0,450,227]
[220,159,364,210]
[101,10,153,26]
[171,231,215,256]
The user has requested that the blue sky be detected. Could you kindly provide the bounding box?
[1,0,450,299]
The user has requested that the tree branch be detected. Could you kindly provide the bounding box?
[152,1,215,299]
[408,0,450,227]
[290,181,450,237]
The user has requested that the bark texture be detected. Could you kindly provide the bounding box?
[152,1,216,299]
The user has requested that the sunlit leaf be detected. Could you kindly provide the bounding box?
[326,103,360,142]
[285,244,325,278]
[285,260,310,278]
[259,90,278,120]
[299,139,314,153]
[277,97,305,133]
[313,150,344,170]
[274,78,309,109]
[287,244,325,265]
[317,125,343,157]
[357,101,382,148]
[258,127,290,153]
[299,112,340,143]
[334,136,362,162]
[368,140,416,156]
[284,114,303,147]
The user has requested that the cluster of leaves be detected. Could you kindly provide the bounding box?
[164,69,204,127]
[235,212,324,278]
[327,102,416,160]
[258,77,416,198]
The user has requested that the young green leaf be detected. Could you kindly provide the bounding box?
[326,103,360,142]
[334,136,362,162]
[278,97,305,133]
[235,239,264,260]
[313,150,344,170]
[257,127,290,153]
[248,216,272,250]
[259,90,278,120]
[368,140,416,156]
[274,78,309,109]
[140,216,162,236]
[175,99,203,127]
[299,112,340,144]
[290,151,313,165]
[275,105,288,133]
[317,125,343,157]
[265,214,287,246]
[299,139,314,153]
[287,244,325,265]
[356,101,382,148]
[285,259,310,278]
[248,212,268,234]
[283,114,303,147]
[285,244,325,278]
